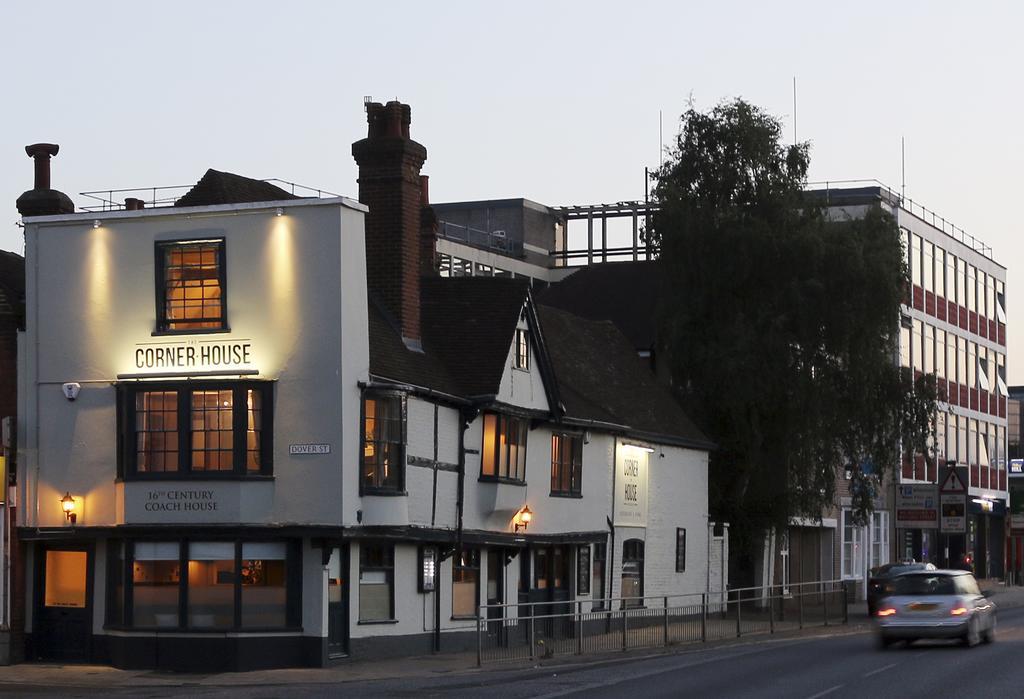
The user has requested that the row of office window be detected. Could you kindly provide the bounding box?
[932,412,1005,473]
[900,319,1007,397]
[905,230,1006,324]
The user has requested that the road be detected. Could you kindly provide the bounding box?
[4,607,1024,698]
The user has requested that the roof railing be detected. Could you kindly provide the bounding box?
[78,178,341,212]
[807,179,994,261]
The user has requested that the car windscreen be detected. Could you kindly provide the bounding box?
[893,574,956,596]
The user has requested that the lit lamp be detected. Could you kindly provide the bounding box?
[513,504,533,533]
[60,492,77,524]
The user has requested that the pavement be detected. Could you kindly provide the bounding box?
[2,578,1022,691]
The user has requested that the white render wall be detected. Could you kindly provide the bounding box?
[18,200,368,529]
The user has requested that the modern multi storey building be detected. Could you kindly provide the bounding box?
[432,183,1010,592]
[11,103,716,670]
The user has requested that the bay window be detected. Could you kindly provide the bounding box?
[481,413,528,482]
[361,393,406,494]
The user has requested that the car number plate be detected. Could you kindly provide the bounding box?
[907,602,938,611]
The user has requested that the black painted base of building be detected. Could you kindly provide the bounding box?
[26,632,326,672]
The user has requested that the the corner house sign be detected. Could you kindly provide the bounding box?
[614,444,649,527]
[131,338,254,374]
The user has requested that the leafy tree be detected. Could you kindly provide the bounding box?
[649,99,936,558]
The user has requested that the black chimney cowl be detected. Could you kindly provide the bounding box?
[16,143,75,217]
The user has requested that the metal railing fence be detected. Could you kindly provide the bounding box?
[476,579,849,666]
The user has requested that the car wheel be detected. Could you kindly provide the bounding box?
[964,618,980,647]
[983,617,996,644]
[876,635,893,650]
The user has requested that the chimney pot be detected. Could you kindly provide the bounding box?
[25,143,60,190]
[17,142,75,216]
[420,176,430,207]
[125,197,145,211]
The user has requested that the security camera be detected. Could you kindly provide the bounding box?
[62,382,81,401]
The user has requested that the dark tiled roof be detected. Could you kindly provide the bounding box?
[367,273,708,447]
[538,261,662,350]
[368,276,533,399]
[420,276,532,397]
[0,251,25,320]
[368,294,459,396]
[174,169,301,208]
[0,251,25,301]
[537,304,711,448]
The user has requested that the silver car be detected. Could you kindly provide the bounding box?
[875,569,995,648]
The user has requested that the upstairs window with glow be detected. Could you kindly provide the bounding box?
[514,328,530,370]
[361,393,406,493]
[481,413,528,483]
[121,381,272,479]
[156,240,227,332]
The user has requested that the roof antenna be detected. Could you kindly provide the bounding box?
[363,95,372,111]
[901,136,906,202]
[792,77,798,144]
[659,109,664,169]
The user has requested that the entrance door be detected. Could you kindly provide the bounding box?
[327,546,349,657]
[486,548,505,634]
[35,545,92,662]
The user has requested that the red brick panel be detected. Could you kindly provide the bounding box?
[971,464,979,487]
[990,319,997,340]
[960,306,968,331]
[960,385,969,407]
[926,291,936,317]
[970,388,978,411]
[1000,470,1007,491]
[913,285,924,311]
[937,296,947,322]
[927,461,937,483]
[998,323,1006,346]
[969,310,978,335]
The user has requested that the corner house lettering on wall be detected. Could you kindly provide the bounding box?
[614,446,649,528]
[134,339,253,371]
[145,489,218,512]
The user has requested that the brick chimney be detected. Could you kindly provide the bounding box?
[352,101,428,348]
[420,175,439,275]
[16,144,75,217]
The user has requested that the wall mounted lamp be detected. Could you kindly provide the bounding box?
[275,207,284,216]
[513,504,533,533]
[60,492,77,524]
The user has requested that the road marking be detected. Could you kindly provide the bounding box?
[863,662,897,678]
[805,685,843,699]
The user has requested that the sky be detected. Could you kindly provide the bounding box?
[2,1,1022,375]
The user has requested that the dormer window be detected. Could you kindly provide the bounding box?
[514,328,529,370]
[156,240,227,332]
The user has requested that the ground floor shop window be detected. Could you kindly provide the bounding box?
[110,539,298,630]
[452,548,480,618]
[359,544,395,622]
[621,539,644,607]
